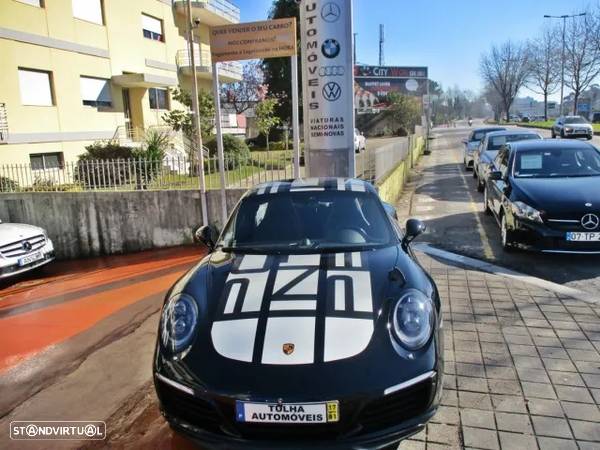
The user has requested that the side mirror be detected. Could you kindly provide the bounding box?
[383,202,399,220]
[403,219,427,247]
[194,225,218,251]
[489,170,503,181]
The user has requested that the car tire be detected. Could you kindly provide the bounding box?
[477,178,485,193]
[483,187,492,215]
[551,130,556,139]
[473,168,478,179]
[501,213,515,252]
[560,129,565,139]
[587,135,593,141]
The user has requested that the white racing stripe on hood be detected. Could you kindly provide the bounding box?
[262,317,315,365]
[324,318,373,362]
[212,319,258,363]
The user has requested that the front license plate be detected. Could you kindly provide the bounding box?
[566,232,600,242]
[18,251,43,266]
[235,400,339,424]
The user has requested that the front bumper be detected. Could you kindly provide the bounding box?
[511,219,600,254]
[0,240,55,278]
[154,370,441,450]
[563,128,593,138]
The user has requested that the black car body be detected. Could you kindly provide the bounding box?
[473,130,542,192]
[153,178,444,449]
[463,127,506,169]
[484,140,600,253]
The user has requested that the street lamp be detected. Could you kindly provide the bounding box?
[544,12,586,115]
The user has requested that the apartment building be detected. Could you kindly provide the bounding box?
[0,0,242,167]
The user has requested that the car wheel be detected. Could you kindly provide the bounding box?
[477,178,485,193]
[473,168,478,179]
[483,187,492,215]
[560,129,565,138]
[501,213,514,251]
[587,135,593,141]
[551,130,556,139]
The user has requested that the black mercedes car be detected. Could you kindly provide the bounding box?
[153,178,444,449]
[484,140,600,253]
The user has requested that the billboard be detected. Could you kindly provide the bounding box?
[354,65,428,110]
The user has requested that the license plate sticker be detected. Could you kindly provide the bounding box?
[18,252,43,266]
[235,401,339,424]
[566,232,600,242]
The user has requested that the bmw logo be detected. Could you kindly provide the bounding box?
[322,39,341,59]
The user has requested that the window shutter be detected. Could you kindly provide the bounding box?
[72,0,103,25]
[142,14,162,34]
[18,69,53,106]
[80,77,112,104]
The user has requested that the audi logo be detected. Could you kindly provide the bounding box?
[322,82,342,101]
[319,66,345,77]
[581,213,600,230]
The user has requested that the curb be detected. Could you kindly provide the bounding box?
[413,243,597,305]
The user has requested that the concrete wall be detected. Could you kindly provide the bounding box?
[0,189,245,259]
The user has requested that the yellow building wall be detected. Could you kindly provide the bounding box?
[0,0,220,165]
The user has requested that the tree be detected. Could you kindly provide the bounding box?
[480,41,530,121]
[162,88,215,143]
[262,0,301,123]
[386,92,421,135]
[221,61,266,114]
[255,98,281,150]
[526,28,560,120]
[564,13,600,114]
[483,84,503,122]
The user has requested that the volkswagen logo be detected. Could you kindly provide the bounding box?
[323,82,342,101]
[322,39,341,59]
[318,66,345,77]
[581,213,600,230]
[22,241,32,251]
[321,2,341,23]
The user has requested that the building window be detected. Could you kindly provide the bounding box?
[72,0,104,25]
[30,152,64,170]
[15,0,44,7]
[142,14,164,42]
[80,76,112,107]
[149,88,169,110]
[18,68,54,106]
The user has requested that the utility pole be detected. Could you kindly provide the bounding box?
[379,24,384,66]
[186,0,208,226]
[544,12,586,115]
[353,32,357,65]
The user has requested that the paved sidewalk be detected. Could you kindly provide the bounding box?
[399,251,600,450]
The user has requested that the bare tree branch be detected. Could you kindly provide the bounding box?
[526,27,560,120]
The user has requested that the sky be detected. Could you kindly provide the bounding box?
[233,0,594,101]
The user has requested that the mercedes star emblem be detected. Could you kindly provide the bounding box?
[322,82,342,101]
[22,241,32,251]
[321,39,341,59]
[321,2,341,23]
[581,213,600,230]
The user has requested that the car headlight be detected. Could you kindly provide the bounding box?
[511,201,543,223]
[565,127,572,132]
[392,289,435,350]
[161,293,199,354]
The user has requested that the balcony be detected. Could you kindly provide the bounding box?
[0,103,8,144]
[176,49,242,83]
[172,0,240,27]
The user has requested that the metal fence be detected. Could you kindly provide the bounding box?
[0,151,296,193]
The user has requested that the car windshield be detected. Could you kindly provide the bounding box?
[564,117,588,124]
[487,134,540,151]
[218,190,397,253]
[514,147,600,178]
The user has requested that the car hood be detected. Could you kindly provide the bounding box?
[157,246,439,396]
[466,141,480,151]
[0,223,45,246]
[513,177,600,216]
[564,123,593,129]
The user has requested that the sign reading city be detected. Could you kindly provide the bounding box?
[354,65,429,111]
[209,18,297,62]
[300,0,355,177]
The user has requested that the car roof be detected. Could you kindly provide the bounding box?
[473,127,506,133]
[485,129,541,138]
[510,139,595,152]
[245,178,377,197]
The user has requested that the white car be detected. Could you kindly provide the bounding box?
[354,128,366,153]
[0,220,55,278]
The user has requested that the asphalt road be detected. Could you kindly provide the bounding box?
[399,125,600,296]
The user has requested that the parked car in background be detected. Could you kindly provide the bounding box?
[463,127,506,170]
[0,220,55,278]
[473,130,543,192]
[354,128,366,153]
[483,140,600,252]
[591,112,600,124]
[551,116,593,140]
[154,178,443,450]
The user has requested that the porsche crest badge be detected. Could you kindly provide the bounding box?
[282,343,295,355]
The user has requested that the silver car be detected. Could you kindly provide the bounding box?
[463,127,506,170]
[551,116,593,140]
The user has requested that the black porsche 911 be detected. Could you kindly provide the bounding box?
[153,178,444,449]
[484,140,600,253]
